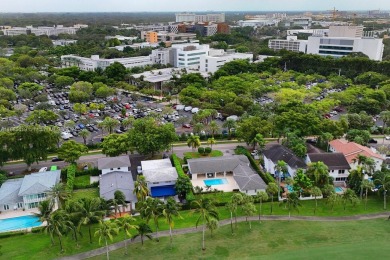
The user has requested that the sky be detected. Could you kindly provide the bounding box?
[1,0,390,12]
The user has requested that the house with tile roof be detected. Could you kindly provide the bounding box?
[141,158,178,198]
[187,155,267,195]
[0,170,61,211]
[263,144,306,178]
[329,139,384,171]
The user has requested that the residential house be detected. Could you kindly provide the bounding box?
[329,139,384,171]
[141,159,178,198]
[97,155,131,175]
[263,144,306,178]
[187,155,267,195]
[0,170,61,211]
[306,153,351,182]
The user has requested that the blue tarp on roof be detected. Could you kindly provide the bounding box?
[151,185,176,197]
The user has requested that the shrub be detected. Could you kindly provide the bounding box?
[205,147,212,154]
[0,231,25,238]
[31,226,45,233]
[198,147,205,154]
[66,164,76,192]
[74,181,99,190]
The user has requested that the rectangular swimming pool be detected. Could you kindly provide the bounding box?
[0,215,41,232]
[203,178,228,186]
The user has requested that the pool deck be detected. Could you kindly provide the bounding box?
[0,208,39,220]
[191,175,239,192]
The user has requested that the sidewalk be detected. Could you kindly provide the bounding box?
[58,212,390,260]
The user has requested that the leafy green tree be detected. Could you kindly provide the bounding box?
[310,186,322,214]
[187,135,201,151]
[101,134,131,157]
[73,103,87,116]
[133,175,149,202]
[192,197,219,250]
[17,82,43,98]
[54,76,74,88]
[223,119,236,139]
[266,182,279,214]
[69,81,93,102]
[256,191,269,221]
[252,133,265,151]
[127,118,177,155]
[193,123,204,135]
[345,129,370,145]
[163,198,181,248]
[94,220,119,260]
[116,215,137,255]
[306,161,330,188]
[361,179,374,210]
[139,197,164,241]
[58,140,88,163]
[341,188,359,210]
[132,222,153,246]
[326,192,339,211]
[26,110,58,125]
[175,175,193,202]
[380,111,390,134]
[95,84,115,98]
[104,62,127,81]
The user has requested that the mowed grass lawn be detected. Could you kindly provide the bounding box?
[91,219,390,260]
[184,150,223,159]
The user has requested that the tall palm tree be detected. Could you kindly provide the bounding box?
[133,175,149,202]
[163,198,181,248]
[266,182,278,214]
[225,201,236,234]
[256,191,269,221]
[102,117,120,134]
[35,200,55,244]
[242,200,257,230]
[187,135,201,151]
[140,197,164,241]
[310,186,322,214]
[63,200,82,247]
[193,123,204,136]
[79,129,90,145]
[47,183,68,209]
[353,155,375,199]
[192,198,219,250]
[222,119,236,139]
[341,188,359,210]
[207,138,216,149]
[116,215,138,255]
[94,220,119,260]
[132,222,153,246]
[326,192,339,211]
[274,160,288,198]
[374,172,390,210]
[379,110,390,134]
[231,193,243,228]
[361,179,374,210]
[77,198,105,243]
[306,161,330,188]
[121,117,135,130]
[50,211,68,252]
[208,121,220,138]
[280,191,301,220]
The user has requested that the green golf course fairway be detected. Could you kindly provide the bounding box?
[90,219,390,260]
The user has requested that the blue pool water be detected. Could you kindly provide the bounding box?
[204,178,228,186]
[0,215,41,232]
[335,187,344,193]
[286,185,294,192]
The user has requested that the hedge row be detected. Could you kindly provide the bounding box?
[75,168,100,177]
[171,154,195,201]
[235,146,275,184]
[0,230,26,239]
[66,164,76,192]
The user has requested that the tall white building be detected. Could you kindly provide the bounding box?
[175,13,225,23]
[199,49,253,73]
[268,36,308,52]
[61,55,153,71]
[328,25,364,38]
[171,43,209,69]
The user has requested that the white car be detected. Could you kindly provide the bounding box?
[386,136,390,140]
[184,106,192,112]
[191,107,199,114]
[137,166,142,174]
[38,167,48,172]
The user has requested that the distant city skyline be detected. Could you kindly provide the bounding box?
[1,0,390,13]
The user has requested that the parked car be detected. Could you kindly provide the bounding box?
[38,167,48,172]
[51,157,64,162]
[368,139,378,144]
[182,123,191,128]
[184,106,192,112]
[137,166,142,174]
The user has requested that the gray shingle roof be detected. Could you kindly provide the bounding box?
[187,155,249,174]
[263,144,306,169]
[143,168,178,183]
[99,171,137,202]
[308,153,351,170]
[0,178,24,205]
[18,170,61,196]
[188,155,266,191]
[97,155,131,170]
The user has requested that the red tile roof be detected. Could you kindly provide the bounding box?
[329,139,383,164]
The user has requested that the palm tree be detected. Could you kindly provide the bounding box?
[353,155,375,199]
[63,201,82,247]
[222,119,236,139]
[274,160,288,199]
[133,175,149,202]
[320,132,333,152]
[163,198,181,248]
[121,117,134,130]
[102,117,120,134]
[225,202,236,235]
[140,197,164,241]
[95,220,119,260]
[206,218,219,237]
[208,121,220,138]
[35,200,55,244]
[193,123,204,136]
[326,192,339,211]
[79,129,90,145]
[132,222,153,246]
[256,191,269,221]
[280,191,301,220]
[306,161,330,188]
[77,198,105,243]
[374,172,390,210]
[187,135,201,151]
[341,188,359,210]
[116,215,137,255]
[49,211,68,252]
[207,138,216,149]
[242,201,257,230]
[47,183,68,209]
[310,186,322,214]
[231,193,243,228]
[109,190,127,218]
[192,198,219,250]
[361,179,374,210]
[266,182,278,214]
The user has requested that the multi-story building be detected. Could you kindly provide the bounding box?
[195,23,218,36]
[285,17,312,29]
[61,54,153,71]
[237,19,279,27]
[2,25,87,36]
[175,13,225,23]
[150,48,172,65]
[217,23,230,34]
[199,49,253,73]
[171,43,209,69]
[328,25,364,38]
[145,31,158,43]
[52,39,77,46]
[268,36,308,52]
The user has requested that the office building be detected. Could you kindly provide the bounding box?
[268,36,308,52]
[199,49,253,73]
[2,24,87,36]
[175,13,225,23]
[328,25,364,38]
[171,43,209,69]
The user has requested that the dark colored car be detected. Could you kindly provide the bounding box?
[51,157,64,162]
[368,139,378,144]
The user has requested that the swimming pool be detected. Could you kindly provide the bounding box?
[204,178,228,186]
[286,185,294,192]
[0,215,42,232]
[335,187,344,193]
[286,185,344,193]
